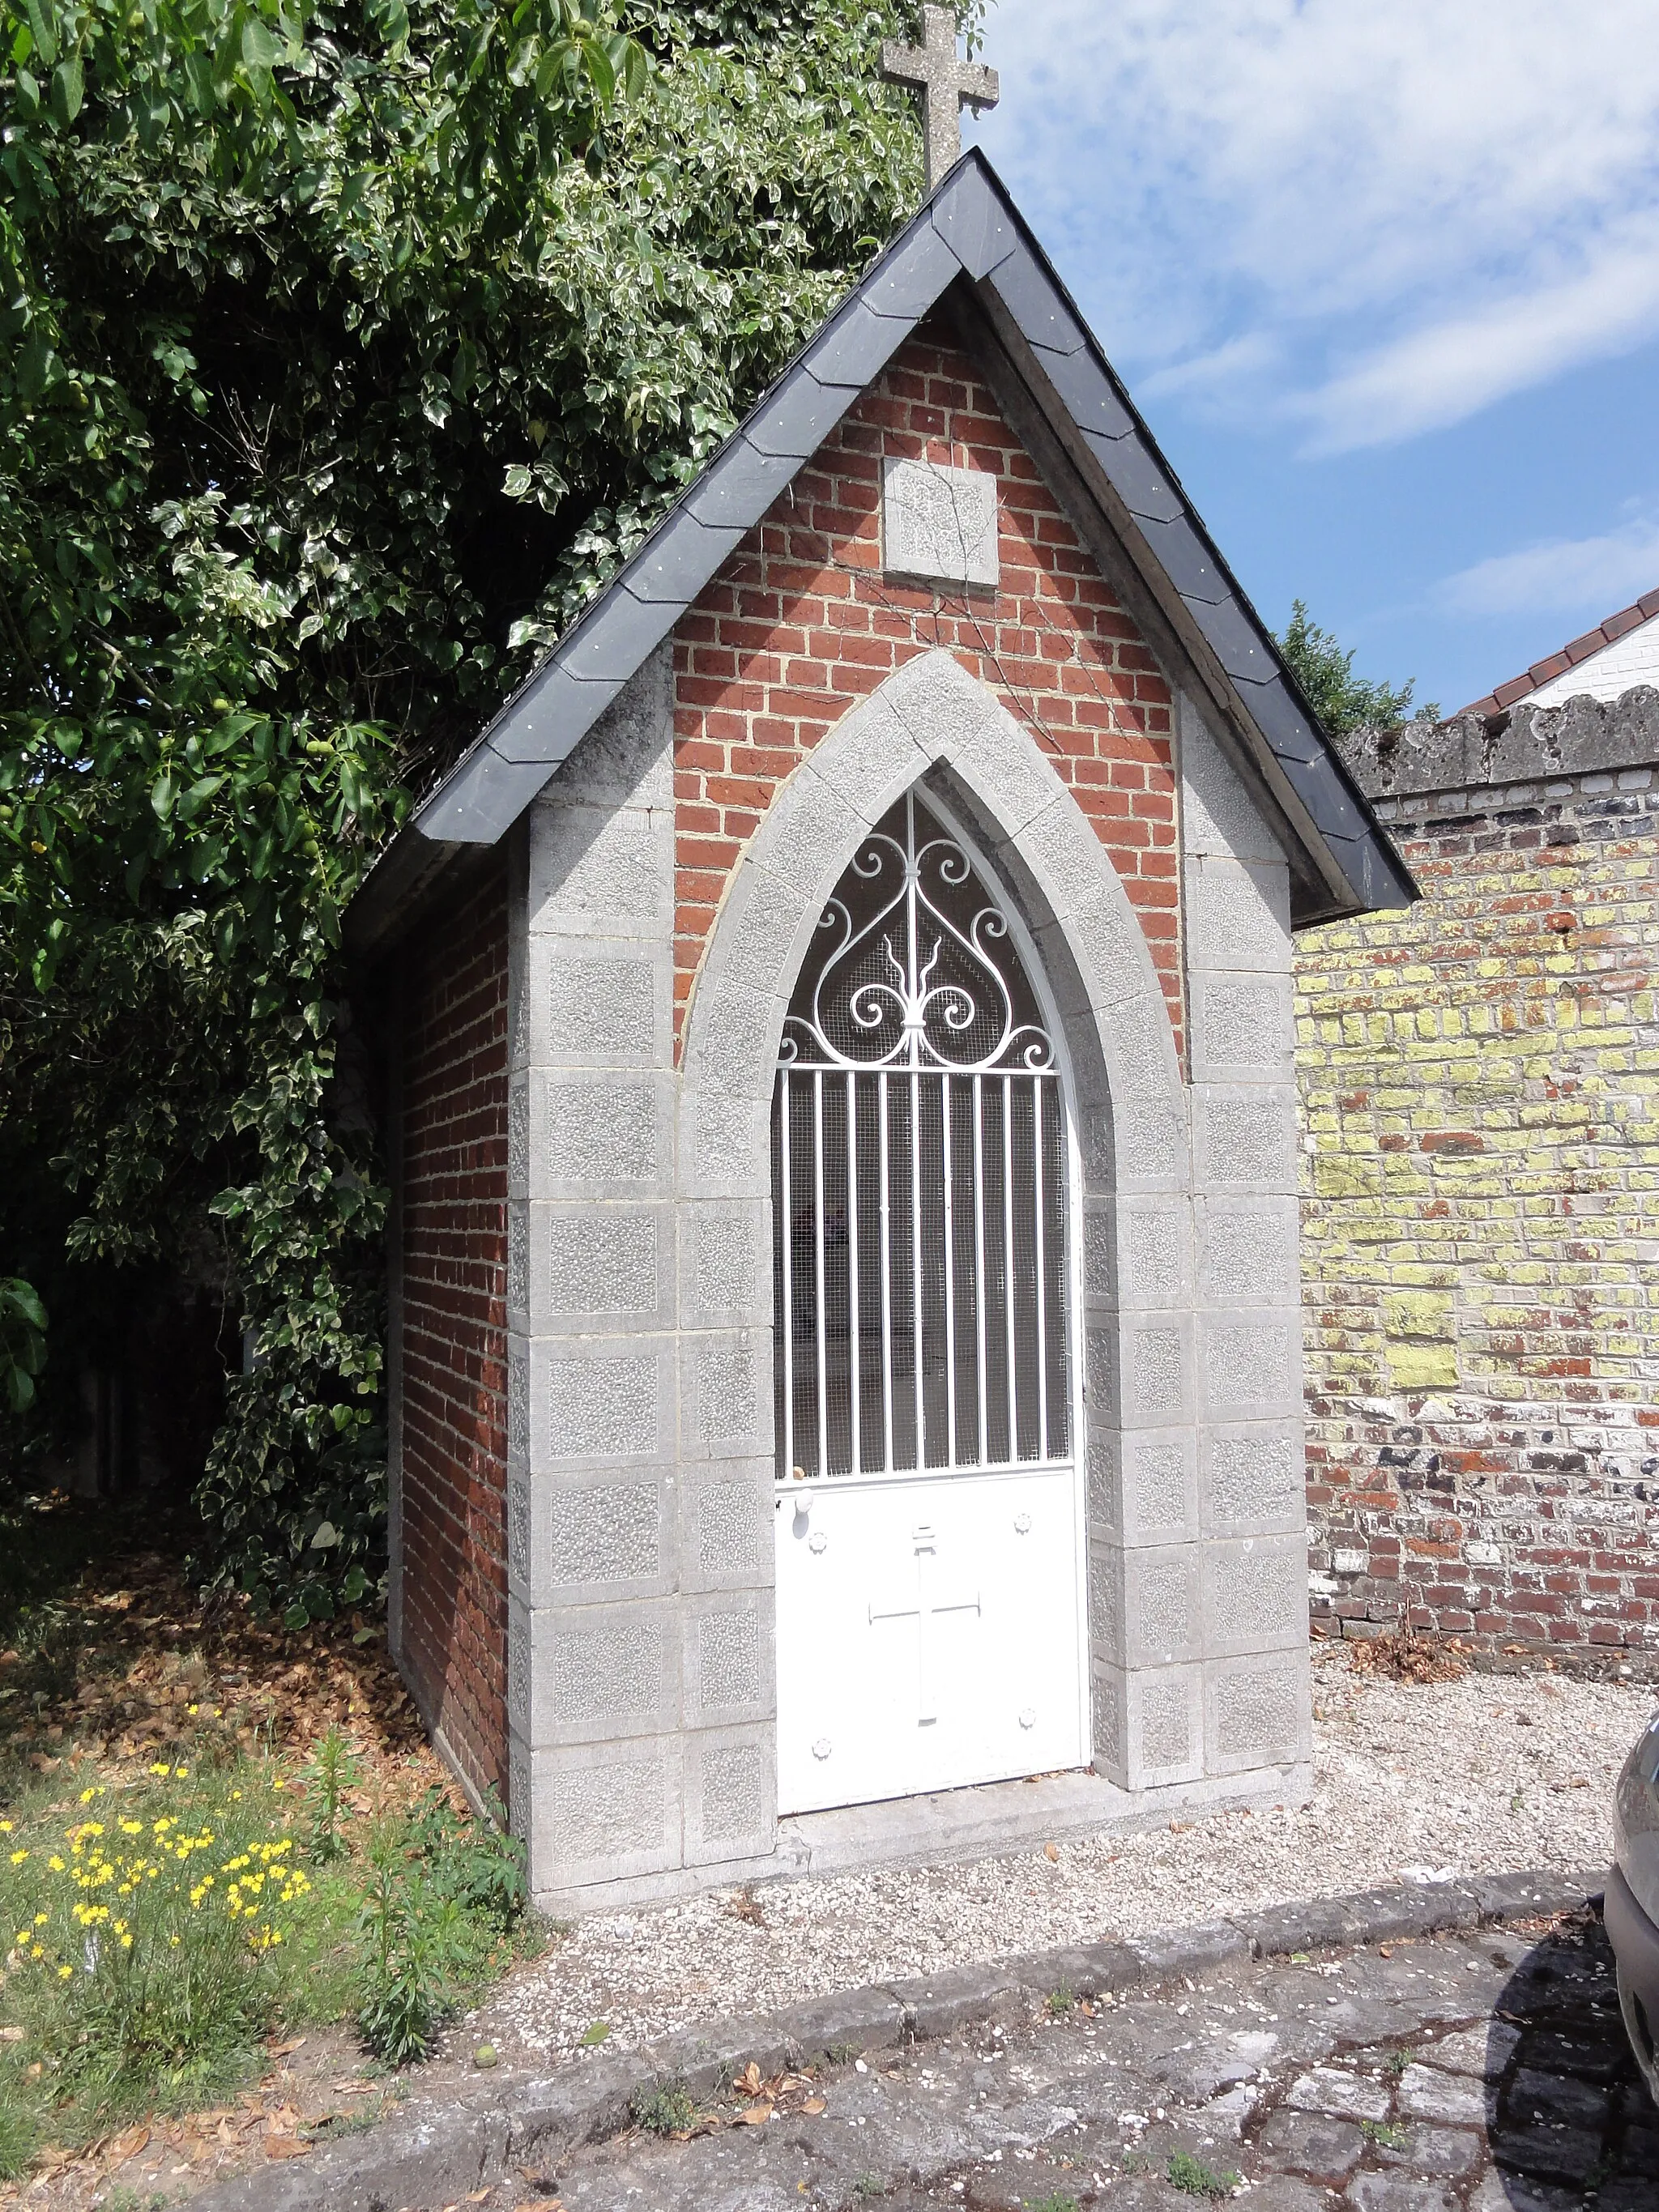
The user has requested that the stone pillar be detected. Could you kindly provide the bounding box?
[509,646,686,1901]
[1180,697,1312,1782]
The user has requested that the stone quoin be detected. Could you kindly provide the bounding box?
[348,149,1412,1912]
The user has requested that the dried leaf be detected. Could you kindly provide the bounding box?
[801,2097,827,2116]
[1043,1841,1060,1863]
[263,2137,310,2161]
[736,2105,772,2126]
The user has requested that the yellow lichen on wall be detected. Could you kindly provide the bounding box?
[1295,769,1659,1654]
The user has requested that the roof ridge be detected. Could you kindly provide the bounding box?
[1459,585,1659,718]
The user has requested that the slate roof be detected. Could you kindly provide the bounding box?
[1460,586,1659,718]
[349,151,1414,953]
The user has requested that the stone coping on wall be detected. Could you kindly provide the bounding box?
[1337,683,1659,805]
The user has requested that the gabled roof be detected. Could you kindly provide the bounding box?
[1461,586,1659,718]
[349,152,1414,954]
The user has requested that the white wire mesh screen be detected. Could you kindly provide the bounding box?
[772,794,1073,1481]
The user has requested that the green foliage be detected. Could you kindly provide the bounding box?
[1044,1983,1074,2017]
[1166,2149,1242,2198]
[1022,2197,1080,2212]
[631,2077,696,2134]
[302,1724,360,1862]
[0,0,978,1610]
[1277,599,1439,737]
[0,1280,46,1413]
[353,1788,526,2063]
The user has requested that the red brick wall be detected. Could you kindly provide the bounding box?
[1299,773,1659,1662]
[671,323,1181,1063]
[395,862,512,1798]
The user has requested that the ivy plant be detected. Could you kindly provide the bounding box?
[0,0,982,1618]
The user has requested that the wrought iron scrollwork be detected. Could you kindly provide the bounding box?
[780,791,1054,1073]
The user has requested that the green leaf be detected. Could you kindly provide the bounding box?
[49,51,82,125]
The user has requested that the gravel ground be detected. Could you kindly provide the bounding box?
[464,1651,1655,2066]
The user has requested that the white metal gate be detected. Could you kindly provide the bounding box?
[773,790,1085,1813]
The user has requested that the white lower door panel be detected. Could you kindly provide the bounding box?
[774,1465,1085,1816]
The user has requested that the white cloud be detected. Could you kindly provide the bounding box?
[1439,518,1659,620]
[977,0,1659,450]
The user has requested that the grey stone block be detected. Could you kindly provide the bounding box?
[680,1085,770,1200]
[528,799,672,939]
[1201,1311,1300,1421]
[527,1736,682,1891]
[683,1469,771,1591]
[1238,1893,1368,1958]
[502,2050,659,2164]
[1198,1201,1298,1304]
[1195,1085,1297,1192]
[1469,1869,1598,1923]
[683,1201,768,1326]
[681,1331,770,1458]
[1202,1535,1308,1657]
[1114,1431,1200,1547]
[1193,977,1294,1078]
[508,1078,530,1198]
[541,1205,670,1323]
[683,1723,775,1864]
[1201,1425,1306,1536]
[537,1340,670,1464]
[1126,1918,1250,1980]
[540,1473,667,1597]
[544,953,660,1065]
[1124,1321,1189,1422]
[1255,2107,1364,2183]
[546,645,674,810]
[1006,1941,1146,1999]
[1128,1664,1204,1782]
[1205,1655,1311,1774]
[778,1984,906,2059]
[1108,1099,1185,1189]
[881,457,999,590]
[1119,1544,1201,1667]
[885,1961,1026,2038]
[534,1599,679,1744]
[1182,705,1283,863]
[1123,1205,1184,1307]
[1340,1880,1485,1945]
[183,2102,512,2212]
[1185,858,1292,975]
[684,1590,772,1723]
[540,1072,669,1192]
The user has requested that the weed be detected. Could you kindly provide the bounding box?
[578,2020,611,2047]
[825,2040,864,2065]
[1023,2197,1081,2212]
[303,1729,360,1865]
[1384,2047,1415,2077]
[1045,1985,1075,2018]
[851,2180,883,2201]
[0,2062,41,2180]
[1167,2149,1242,2197]
[1361,2119,1407,2148]
[103,2189,170,2212]
[631,2078,696,2135]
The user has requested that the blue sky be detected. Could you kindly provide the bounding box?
[962,0,1659,715]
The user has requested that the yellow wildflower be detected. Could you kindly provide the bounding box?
[149,1762,170,1775]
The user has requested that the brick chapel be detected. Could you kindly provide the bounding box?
[347,145,1410,1912]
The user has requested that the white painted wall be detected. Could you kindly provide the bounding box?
[1529,612,1659,706]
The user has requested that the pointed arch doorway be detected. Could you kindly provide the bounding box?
[773,787,1089,1814]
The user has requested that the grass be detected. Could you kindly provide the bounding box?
[630,2078,697,2135]
[1023,2197,1081,2212]
[0,1486,540,2181]
[1045,1984,1075,2018]
[1361,2119,1407,2148]
[1166,2149,1242,2197]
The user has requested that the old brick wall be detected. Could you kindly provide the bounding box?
[1297,713,1659,1660]
[394,860,513,1801]
[671,318,1183,1063]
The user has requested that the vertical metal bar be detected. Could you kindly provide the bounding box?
[846,1070,861,1477]
[879,1068,894,1473]
[1034,1076,1048,1465]
[973,1073,987,1467]
[813,1070,829,1478]
[943,1075,957,1471]
[780,1069,794,1483]
[911,1066,924,1466]
[1004,1072,1017,1463]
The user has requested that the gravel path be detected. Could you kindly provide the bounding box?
[465,1652,1653,2065]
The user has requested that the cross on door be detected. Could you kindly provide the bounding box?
[868,1523,981,1725]
[880,6,1000,188]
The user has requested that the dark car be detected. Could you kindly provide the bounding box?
[1609,1703,1659,2103]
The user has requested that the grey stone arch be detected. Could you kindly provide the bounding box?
[676,648,1197,1803]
